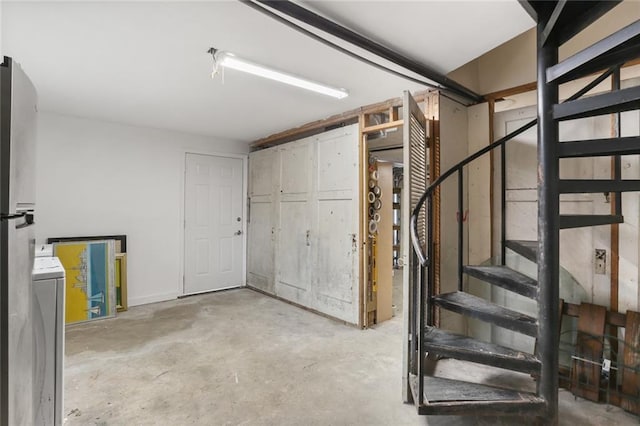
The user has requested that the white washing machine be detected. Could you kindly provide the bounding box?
[32,257,65,426]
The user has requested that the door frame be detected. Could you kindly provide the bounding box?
[179,150,248,296]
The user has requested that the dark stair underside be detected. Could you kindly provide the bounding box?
[464,265,538,299]
[553,85,640,121]
[424,327,540,374]
[559,179,640,193]
[519,1,621,46]
[546,19,640,84]
[558,136,640,158]
[505,240,538,262]
[432,292,538,337]
[409,374,545,416]
[559,214,624,229]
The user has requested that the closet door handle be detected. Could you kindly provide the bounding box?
[306,230,311,246]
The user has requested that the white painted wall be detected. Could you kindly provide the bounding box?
[35,112,248,306]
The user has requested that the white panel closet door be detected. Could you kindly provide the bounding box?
[246,124,360,324]
[247,149,279,294]
[313,125,359,324]
[275,138,313,306]
[184,153,244,295]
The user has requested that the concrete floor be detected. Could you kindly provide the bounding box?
[65,288,638,425]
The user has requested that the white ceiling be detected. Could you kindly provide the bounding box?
[2,1,534,144]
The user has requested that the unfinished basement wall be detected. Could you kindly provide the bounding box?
[438,96,469,334]
[447,4,640,331]
[448,1,640,95]
[35,112,248,306]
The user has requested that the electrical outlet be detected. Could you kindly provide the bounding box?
[595,249,606,275]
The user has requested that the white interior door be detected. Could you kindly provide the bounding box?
[184,153,244,295]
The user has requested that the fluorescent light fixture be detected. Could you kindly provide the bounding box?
[209,48,348,99]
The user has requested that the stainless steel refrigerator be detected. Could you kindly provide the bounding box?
[0,56,38,426]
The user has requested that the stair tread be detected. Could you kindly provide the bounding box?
[505,240,538,262]
[409,374,545,415]
[547,20,640,84]
[558,136,640,158]
[424,327,540,374]
[433,292,537,337]
[464,265,537,299]
[559,179,640,193]
[560,214,624,229]
[554,85,640,121]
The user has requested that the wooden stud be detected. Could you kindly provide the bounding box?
[425,92,441,326]
[484,82,538,101]
[610,71,621,386]
[252,90,433,149]
[621,310,640,414]
[361,119,404,135]
[358,114,368,328]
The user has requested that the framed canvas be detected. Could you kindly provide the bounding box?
[53,240,116,324]
[48,234,127,253]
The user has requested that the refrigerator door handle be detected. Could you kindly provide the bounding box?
[15,212,34,229]
[0,212,26,220]
[0,211,34,228]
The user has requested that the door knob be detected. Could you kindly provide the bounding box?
[235,230,242,236]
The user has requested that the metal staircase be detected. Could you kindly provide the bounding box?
[407,2,640,423]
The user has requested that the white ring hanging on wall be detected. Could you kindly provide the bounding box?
[373,213,381,223]
[368,192,376,203]
[370,170,379,180]
[368,220,378,234]
[369,206,375,217]
[373,199,382,210]
[373,186,381,196]
[369,179,376,188]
